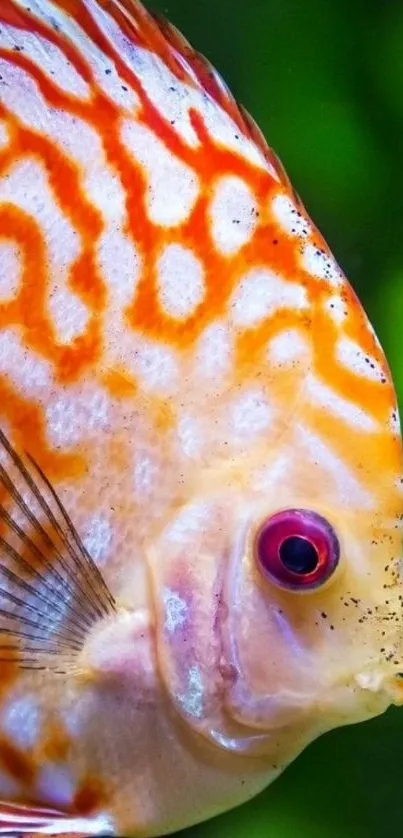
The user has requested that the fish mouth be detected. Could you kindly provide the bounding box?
[215,664,400,745]
[158,578,402,759]
[216,593,401,736]
[355,667,403,706]
[212,573,316,735]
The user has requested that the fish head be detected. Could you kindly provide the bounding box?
[147,208,403,762]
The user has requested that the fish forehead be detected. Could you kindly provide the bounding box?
[0,0,400,543]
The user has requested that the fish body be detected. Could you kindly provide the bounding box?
[0,1,401,835]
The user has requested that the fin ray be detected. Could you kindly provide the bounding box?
[0,428,116,672]
[111,0,296,186]
[0,799,113,835]
[0,434,107,621]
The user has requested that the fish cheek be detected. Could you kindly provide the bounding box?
[148,543,225,738]
[220,546,323,729]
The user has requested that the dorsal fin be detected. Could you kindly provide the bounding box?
[147,8,298,189]
[3,0,297,191]
[87,0,295,187]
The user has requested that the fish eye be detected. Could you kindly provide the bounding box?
[255,509,340,591]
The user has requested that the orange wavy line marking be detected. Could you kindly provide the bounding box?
[312,305,393,424]
[73,775,107,815]
[0,736,36,785]
[0,1,94,84]
[0,0,396,447]
[0,375,84,478]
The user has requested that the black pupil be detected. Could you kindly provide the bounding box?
[279,536,319,575]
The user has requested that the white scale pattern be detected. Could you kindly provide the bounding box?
[0,0,387,535]
[255,452,291,494]
[0,54,130,252]
[126,335,179,396]
[177,665,204,719]
[301,242,343,287]
[1,0,283,374]
[194,321,233,382]
[98,228,141,309]
[0,241,20,301]
[99,230,142,373]
[163,588,188,633]
[305,373,378,432]
[298,425,374,509]
[122,120,199,227]
[271,193,311,238]
[157,243,205,318]
[84,0,272,170]
[209,175,257,255]
[267,328,311,367]
[36,763,76,806]
[390,408,401,437]
[17,0,139,111]
[1,693,42,750]
[83,513,113,565]
[230,387,272,439]
[45,381,111,448]
[336,336,385,382]
[164,501,213,545]
[133,453,160,497]
[0,120,9,150]
[177,412,204,458]
[0,327,52,397]
[324,294,348,325]
[0,155,87,345]
[0,23,90,99]
[230,267,307,328]
[7,0,266,179]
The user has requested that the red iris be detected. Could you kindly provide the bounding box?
[255,509,339,590]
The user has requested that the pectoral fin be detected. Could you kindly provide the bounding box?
[0,428,116,674]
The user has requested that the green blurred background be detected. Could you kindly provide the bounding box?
[152,0,403,836]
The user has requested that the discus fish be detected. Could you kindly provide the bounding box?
[0,1,401,836]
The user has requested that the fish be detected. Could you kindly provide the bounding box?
[0,0,401,835]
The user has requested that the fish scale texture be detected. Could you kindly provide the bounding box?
[0,1,397,503]
[0,1,401,836]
